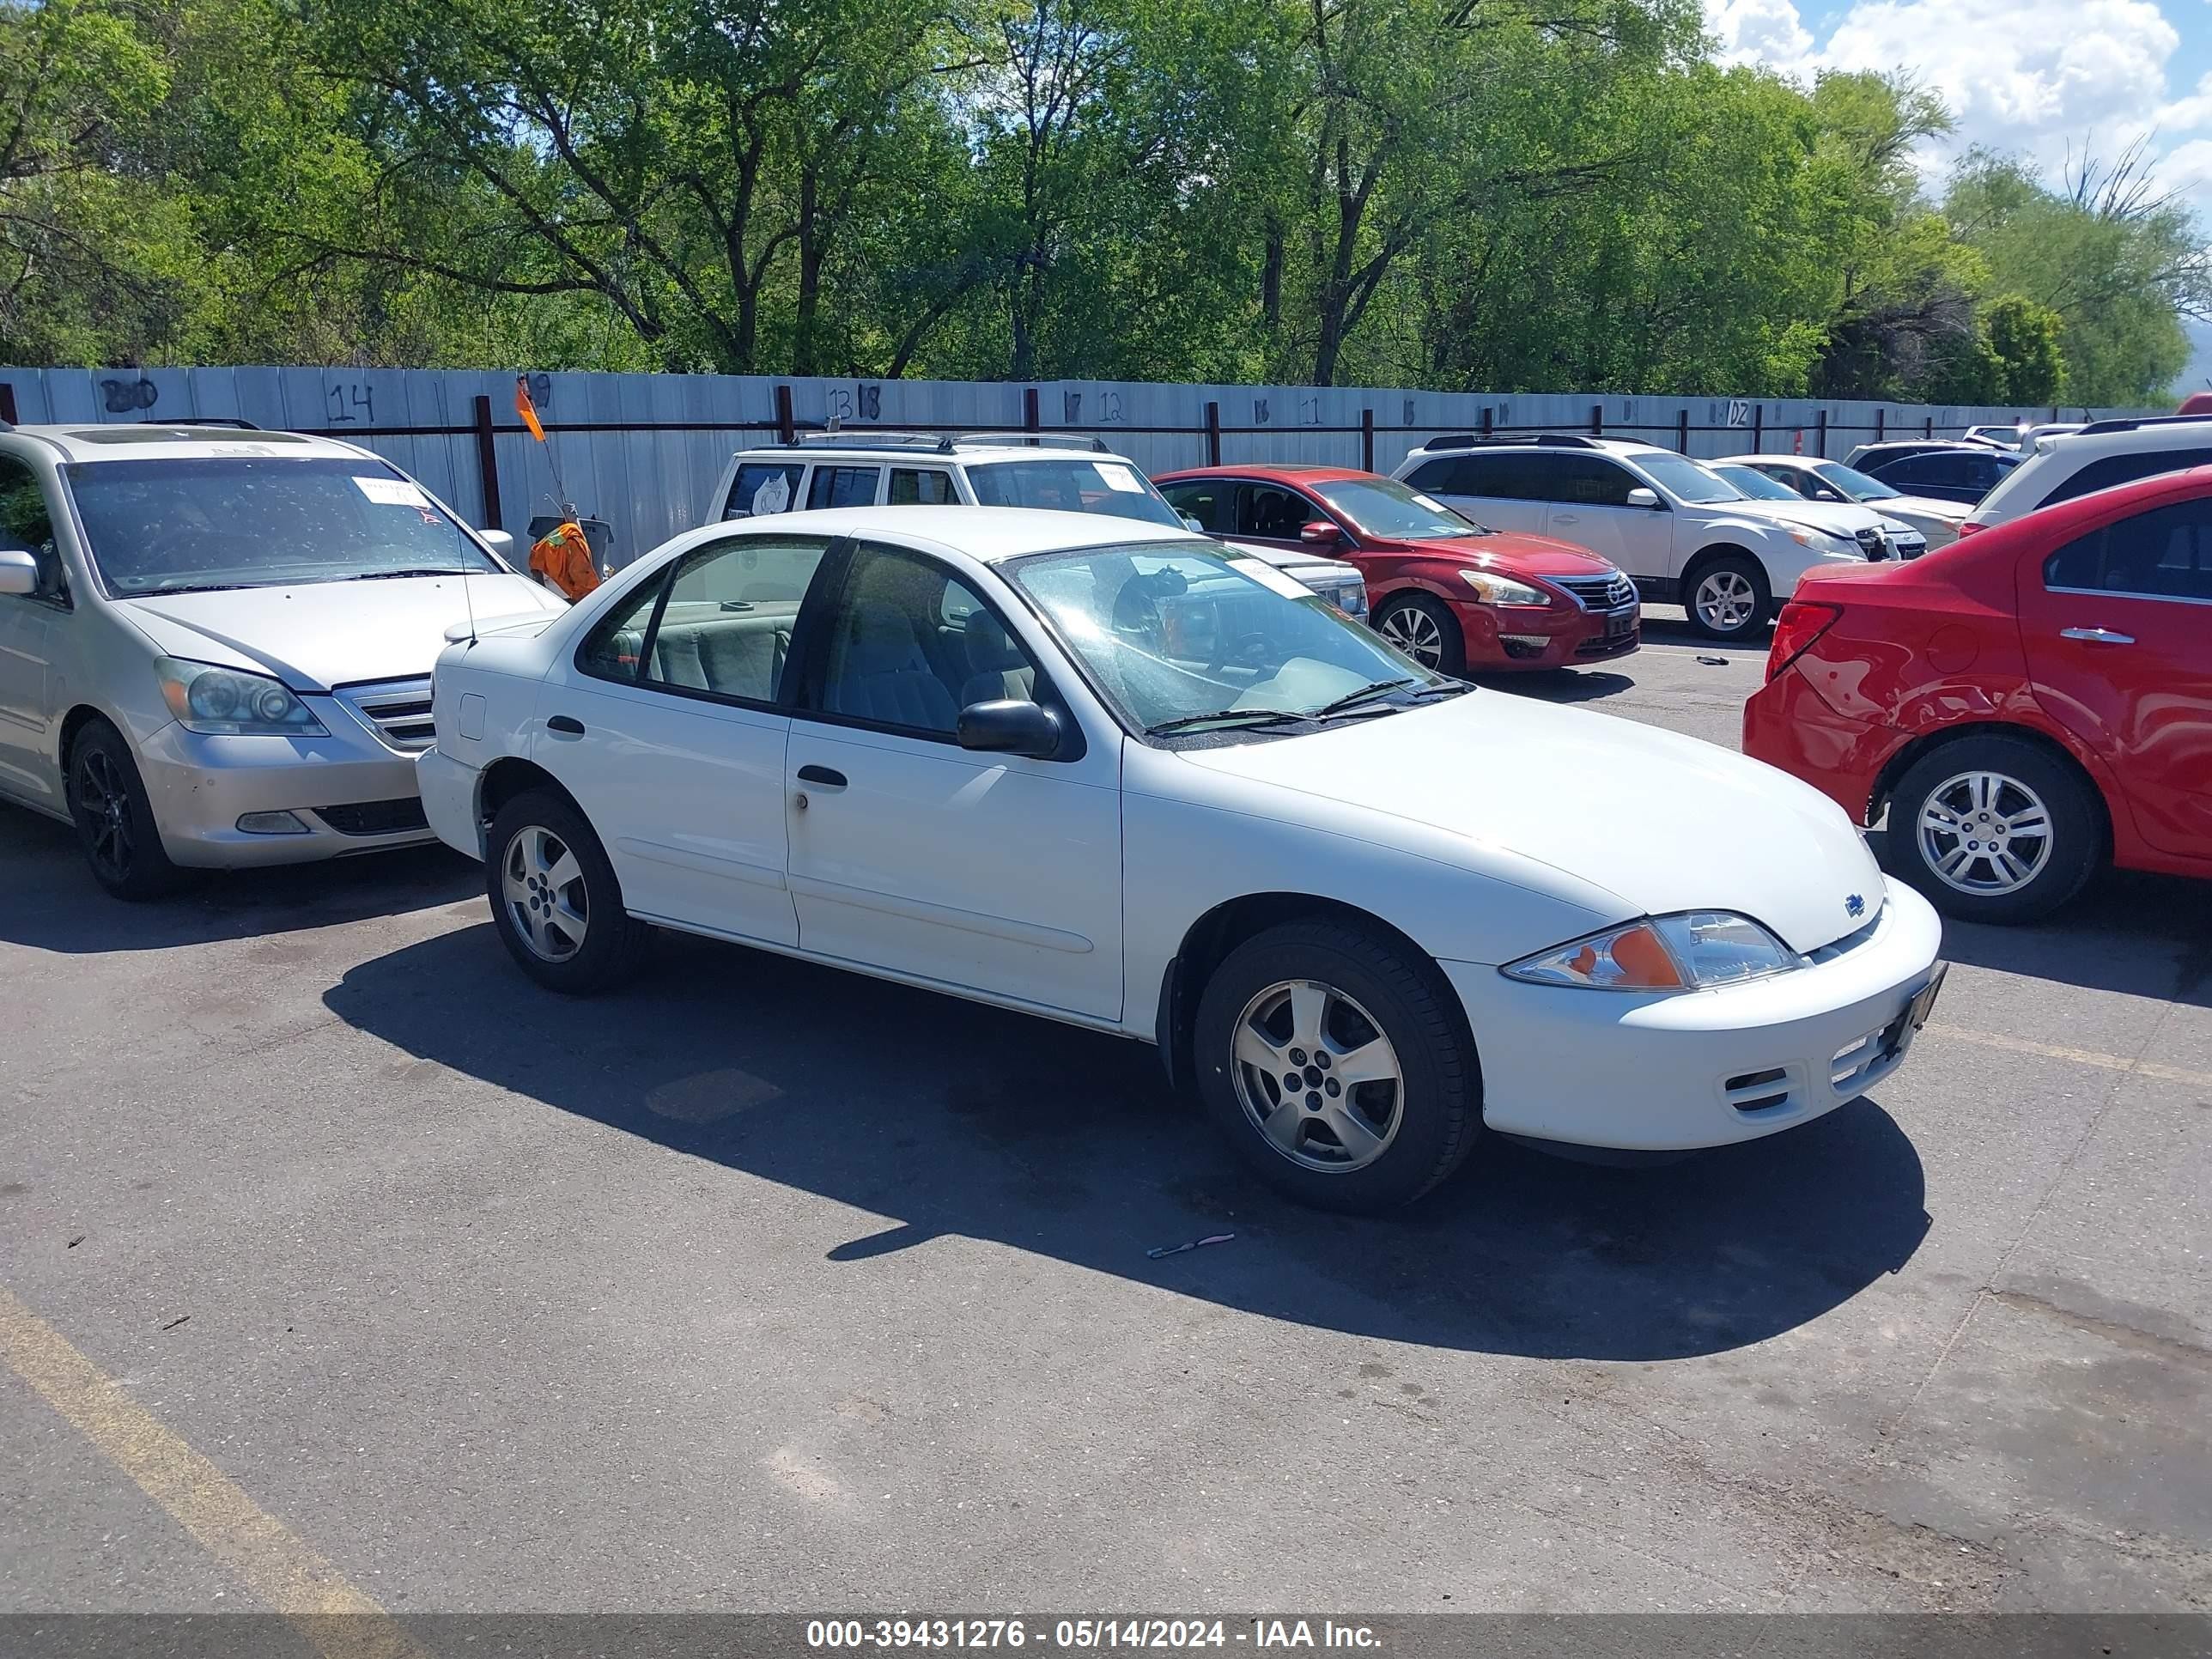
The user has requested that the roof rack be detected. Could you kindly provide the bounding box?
[949,431,1110,453]
[788,429,956,452]
[169,417,260,430]
[1420,432,1606,453]
[2075,413,2212,437]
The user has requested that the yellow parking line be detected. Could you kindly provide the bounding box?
[0,1284,431,1659]
[1923,1023,2212,1091]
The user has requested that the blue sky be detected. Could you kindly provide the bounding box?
[1705,0,2212,395]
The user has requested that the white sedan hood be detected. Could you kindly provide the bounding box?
[1176,692,1884,955]
[117,573,558,692]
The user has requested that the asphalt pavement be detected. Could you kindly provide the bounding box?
[2,612,2207,1619]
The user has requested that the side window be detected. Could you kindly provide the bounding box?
[722,461,803,520]
[2042,450,2212,508]
[1235,483,1313,538]
[1753,465,1809,497]
[1534,454,1632,507]
[0,455,65,601]
[814,544,1036,735]
[1462,453,1536,499]
[577,573,670,684]
[1403,458,1459,494]
[806,465,881,510]
[1159,480,1230,532]
[2045,500,2212,602]
[888,468,956,505]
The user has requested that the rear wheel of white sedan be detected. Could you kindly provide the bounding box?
[1194,919,1480,1212]
[1886,735,2103,924]
[486,789,651,993]
[1685,554,1771,642]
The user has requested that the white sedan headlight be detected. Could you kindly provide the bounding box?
[1502,911,1800,992]
[1458,569,1551,605]
[1787,526,1863,558]
[155,657,327,737]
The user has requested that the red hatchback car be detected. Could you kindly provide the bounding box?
[1744,465,2212,921]
[1152,465,1639,673]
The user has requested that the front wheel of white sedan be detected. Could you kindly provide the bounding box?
[1194,920,1480,1212]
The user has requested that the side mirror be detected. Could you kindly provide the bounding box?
[1814,488,1844,503]
[957,698,1062,760]
[478,528,516,554]
[1299,520,1343,546]
[1625,487,1662,510]
[0,549,36,596]
[1179,514,1204,532]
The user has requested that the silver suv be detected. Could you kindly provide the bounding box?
[710,432,1367,619]
[0,421,556,898]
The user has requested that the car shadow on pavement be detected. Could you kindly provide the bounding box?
[0,810,480,953]
[1468,667,1637,704]
[325,923,1930,1363]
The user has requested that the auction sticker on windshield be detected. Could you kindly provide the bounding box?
[1094,463,1147,493]
[354,476,433,508]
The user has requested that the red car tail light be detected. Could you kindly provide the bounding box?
[1765,601,1842,681]
[1957,520,1986,538]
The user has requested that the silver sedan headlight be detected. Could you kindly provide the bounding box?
[1787,526,1863,559]
[155,657,327,737]
[1502,911,1801,992]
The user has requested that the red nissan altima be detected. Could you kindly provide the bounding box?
[1743,465,2212,922]
[1152,465,1639,673]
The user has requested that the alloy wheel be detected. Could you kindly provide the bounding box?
[1378,605,1443,668]
[1916,770,2054,896]
[1693,569,1757,635]
[501,824,590,962]
[75,749,136,882]
[1228,978,1404,1174]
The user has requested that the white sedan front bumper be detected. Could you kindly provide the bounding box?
[1443,878,1943,1151]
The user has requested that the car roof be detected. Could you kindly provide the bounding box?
[1405,434,1668,459]
[724,505,1209,564]
[732,437,1138,465]
[1712,453,1832,466]
[3,423,372,464]
[1154,464,1370,483]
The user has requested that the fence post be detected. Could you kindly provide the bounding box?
[1924,416,1934,438]
[1875,409,1885,445]
[0,381,16,425]
[1480,407,1494,438]
[1589,402,1604,437]
[1751,404,1764,451]
[774,384,794,445]
[471,394,502,532]
[1361,407,1375,473]
[1675,408,1689,453]
[1815,409,1828,459]
[1023,386,1040,441]
[1205,400,1222,466]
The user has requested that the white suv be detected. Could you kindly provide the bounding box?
[711,433,1368,618]
[1393,435,1879,642]
[1963,415,2212,535]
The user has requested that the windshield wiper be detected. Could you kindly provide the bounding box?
[343,567,483,580]
[1146,708,1312,735]
[136,581,258,595]
[1310,678,1420,719]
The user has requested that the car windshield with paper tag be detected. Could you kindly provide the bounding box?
[1007,538,1452,738]
[65,456,503,594]
[968,458,1184,527]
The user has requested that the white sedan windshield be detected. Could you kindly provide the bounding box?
[67,457,504,595]
[1009,540,1450,734]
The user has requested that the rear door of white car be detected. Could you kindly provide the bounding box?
[780,539,1123,1019]
[1532,453,1671,582]
[1401,451,1548,535]
[541,532,835,946]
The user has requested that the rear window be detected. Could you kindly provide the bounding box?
[967,459,1181,527]
[723,461,803,519]
[2040,449,2212,508]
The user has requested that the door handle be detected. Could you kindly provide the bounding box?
[795,763,848,789]
[545,714,586,737]
[2059,628,2135,646]
[1552,514,1580,525]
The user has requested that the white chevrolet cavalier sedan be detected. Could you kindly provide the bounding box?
[419,507,1943,1212]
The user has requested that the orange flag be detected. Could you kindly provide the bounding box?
[515,375,546,442]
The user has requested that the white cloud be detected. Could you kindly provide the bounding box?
[1703,0,2212,218]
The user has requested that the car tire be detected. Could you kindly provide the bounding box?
[1193,918,1480,1212]
[1684,554,1771,642]
[67,720,188,902]
[485,788,652,993]
[1885,736,2103,924]
[1373,592,1466,675]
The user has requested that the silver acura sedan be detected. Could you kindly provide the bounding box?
[0,422,560,898]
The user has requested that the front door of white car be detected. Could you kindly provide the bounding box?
[781,540,1123,1020]
[1528,453,1671,581]
[546,533,834,947]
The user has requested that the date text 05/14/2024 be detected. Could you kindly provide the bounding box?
[805,1620,1382,1650]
